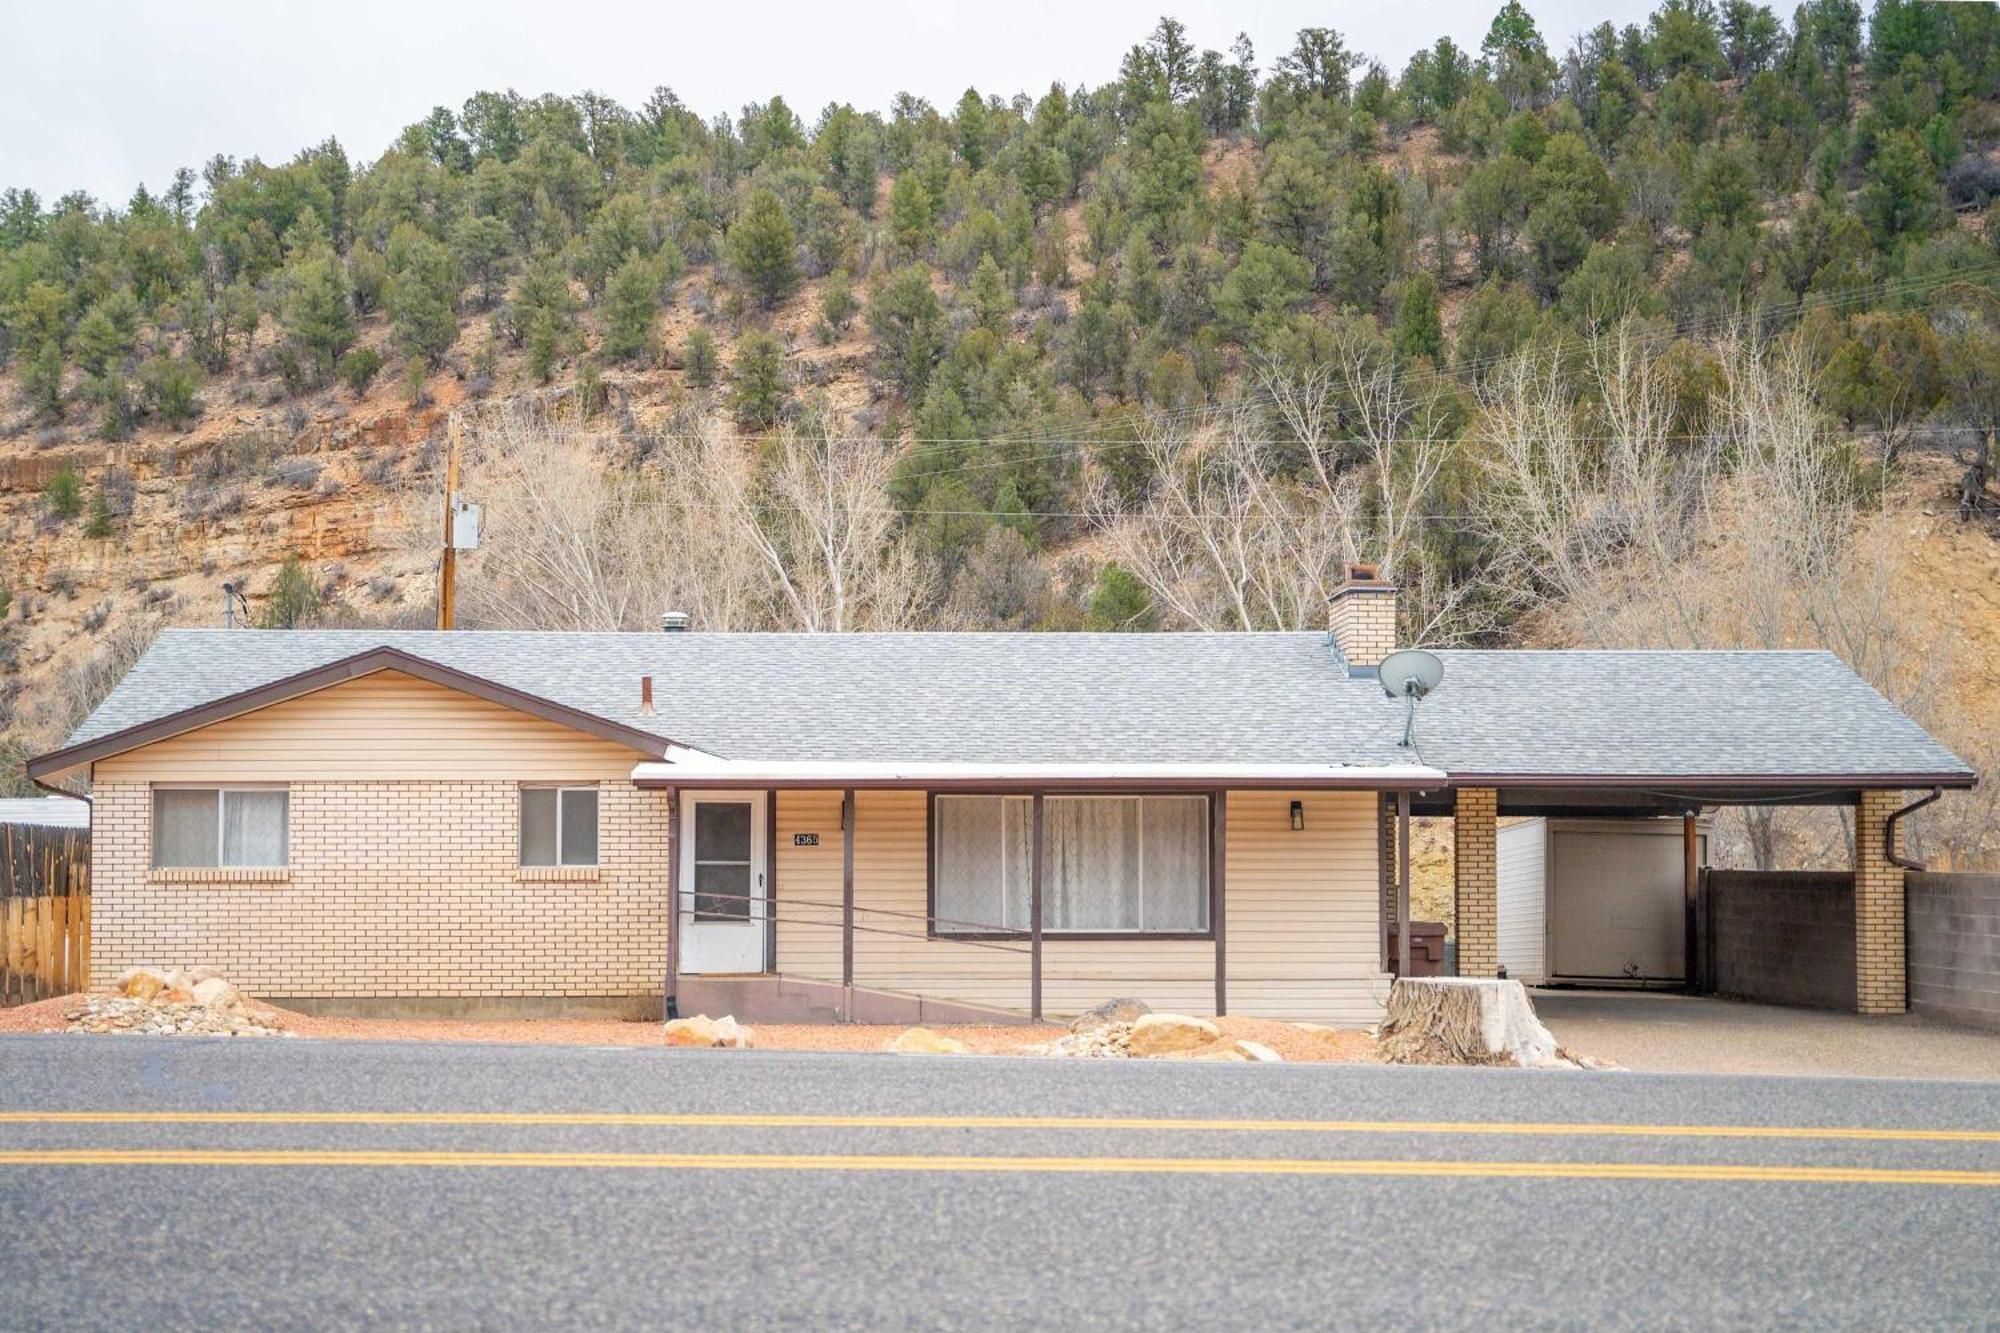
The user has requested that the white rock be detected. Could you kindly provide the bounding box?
[191,978,238,1008]
[1234,1040,1284,1063]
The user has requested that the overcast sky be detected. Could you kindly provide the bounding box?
[6,0,1660,207]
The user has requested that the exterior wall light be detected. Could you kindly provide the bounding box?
[1290,799,1305,831]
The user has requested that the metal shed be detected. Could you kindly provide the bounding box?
[1497,818,1709,986]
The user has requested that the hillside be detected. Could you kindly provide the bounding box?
[4,3,2000,869]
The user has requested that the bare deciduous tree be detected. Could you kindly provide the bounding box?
[440,404,929,635]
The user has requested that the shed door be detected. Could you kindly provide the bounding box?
[678,794,767,974]
[1549,829,1687,983]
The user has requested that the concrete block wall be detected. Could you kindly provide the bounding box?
[91,780,672,999]
[1703,871,1856,1011]
[1908,872,2000,1031]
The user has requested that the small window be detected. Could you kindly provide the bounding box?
[151,788,289,869]
[521,786,599,867]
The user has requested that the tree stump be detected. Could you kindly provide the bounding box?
[1377,977,1564,1067]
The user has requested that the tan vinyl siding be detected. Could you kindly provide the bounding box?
[93,670,645,783]
[772,788,1390,1024]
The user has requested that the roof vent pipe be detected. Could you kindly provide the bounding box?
[661,611,691,633]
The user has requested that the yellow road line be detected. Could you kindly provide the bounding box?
[0,1111,1994,1144]
[0,1148,1995,1185]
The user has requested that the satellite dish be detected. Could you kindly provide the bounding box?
[1379,649,1444,700]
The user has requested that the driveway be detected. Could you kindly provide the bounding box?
[2,1035,1998,1329]
[1533,990,2000,1080]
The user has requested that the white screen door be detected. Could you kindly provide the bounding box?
[679,793,768,974]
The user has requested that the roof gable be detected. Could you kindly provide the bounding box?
[27,645,676,780]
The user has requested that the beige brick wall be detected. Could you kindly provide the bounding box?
[1328,589,1397,668]
[1855,789,1907,1015]
[1454,787,1499,977]
[91,779,672,998]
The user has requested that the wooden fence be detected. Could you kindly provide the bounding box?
[1,823,90,1005]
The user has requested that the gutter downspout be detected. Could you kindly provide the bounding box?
[1884,787,1943,872]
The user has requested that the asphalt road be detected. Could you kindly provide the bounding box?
[2,1036,1997,1330]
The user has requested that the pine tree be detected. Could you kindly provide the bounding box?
[602,254,665,362]
[728,188,801,309]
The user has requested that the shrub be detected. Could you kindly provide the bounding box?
[337,346,384,395]
[139,356,202,428]
[44,466,83,519]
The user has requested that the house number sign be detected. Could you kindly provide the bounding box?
[793,833,820,846]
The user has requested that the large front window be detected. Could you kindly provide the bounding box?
[932,794,1209,935]
[151,787,289,868]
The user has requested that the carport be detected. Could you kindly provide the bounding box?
[1383,649,1978,1016]
[1403,781,1933,1012]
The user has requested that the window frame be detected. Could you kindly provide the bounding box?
[149,784,291,870]
[926,790,1217,941]
[518,784,601,869]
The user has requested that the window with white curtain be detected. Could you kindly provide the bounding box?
[151,788,289,868]
[932,794,1209,935]
[520,786,600,867]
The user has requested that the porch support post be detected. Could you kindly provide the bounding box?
[841,788,855,1001]
[1855,790,1908,1015]
[1030,792,1044,1023]
[1396,791,1412,979]
[665,791,679,1020]
[1212,790,1227,1017]
[1683,814,1699,992]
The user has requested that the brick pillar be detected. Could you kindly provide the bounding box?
[1855,789,1907,1015]
[1454,787,1499,977]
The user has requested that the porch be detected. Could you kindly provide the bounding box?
[657,785,1410,1027]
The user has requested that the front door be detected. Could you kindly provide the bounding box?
[678,793,768,974]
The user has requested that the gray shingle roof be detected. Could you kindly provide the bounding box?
[1418,650,1972,780]
[58,629,1973,784]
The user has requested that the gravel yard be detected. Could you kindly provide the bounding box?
[0,993,1377,1062]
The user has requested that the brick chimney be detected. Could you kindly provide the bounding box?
[1328,562,1398,669]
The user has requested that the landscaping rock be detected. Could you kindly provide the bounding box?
[66,993,284,1038]
[1035,1024,1134,1058]
[888,1026,969,1055]
[663,1014,755,1049]
[1069,998,1150,1033]
[117,968,166,1000]
[1233,1040,1284,1063]
[663,1015,720,1046]
[1126,1013,1220,1056]
[191,978,239,1008]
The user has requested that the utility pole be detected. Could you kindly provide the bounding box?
[438,414,461,630]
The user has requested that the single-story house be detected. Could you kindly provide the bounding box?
[26,568,1976,1024]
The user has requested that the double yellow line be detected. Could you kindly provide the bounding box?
[1,1110,1996,1144]
[5,1112,1994,1184]
[0,1147,1995,1186]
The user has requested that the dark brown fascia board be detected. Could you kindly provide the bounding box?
[1444,771,1979,791]
[637,774,1445,792]
[25,646,675,779]
[643,770,1977,794]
